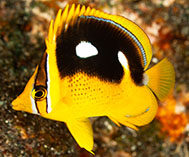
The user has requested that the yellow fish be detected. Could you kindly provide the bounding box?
[12,4,175,153]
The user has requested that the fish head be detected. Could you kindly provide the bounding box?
[11,66,42,114]
[12,51,61,116]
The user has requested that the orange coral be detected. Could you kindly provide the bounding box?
[156,94,188,142]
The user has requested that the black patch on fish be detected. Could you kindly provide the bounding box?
[56,16,143,84]
[34,52,48,114]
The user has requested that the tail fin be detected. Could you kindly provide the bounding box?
[145,58,175,101]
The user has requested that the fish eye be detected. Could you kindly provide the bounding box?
[32,86,47,101]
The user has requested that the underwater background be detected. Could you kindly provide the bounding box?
[0,0,188,156]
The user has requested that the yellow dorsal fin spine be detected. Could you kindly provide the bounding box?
[60,4,69,28]
[79,5,86,16]
[85,6,91,15]
[73,4,81,21]
[75,4,81,15]
[93,10,99,17]
[54,9,62,36]
[65,4,75,26]
[89,8,96,15]
[48,20,54,45]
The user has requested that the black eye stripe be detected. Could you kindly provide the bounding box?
[33,53,48,114]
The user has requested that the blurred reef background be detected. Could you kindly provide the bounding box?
[0,0,188,156]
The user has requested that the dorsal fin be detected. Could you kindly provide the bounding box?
[46,4,152,70]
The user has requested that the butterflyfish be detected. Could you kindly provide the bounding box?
[12,4,175,153]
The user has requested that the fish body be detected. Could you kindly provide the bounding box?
[12,4,175,153]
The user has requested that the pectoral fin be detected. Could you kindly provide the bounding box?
[66,118,94,154]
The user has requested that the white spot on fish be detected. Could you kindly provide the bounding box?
[152,57,158,64]
[117,51,129,70]
[143,73,149,85]
[76,41,98,58]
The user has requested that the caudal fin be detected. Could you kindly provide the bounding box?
[145,58,175,101]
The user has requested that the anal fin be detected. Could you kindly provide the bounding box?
[109,116,138,130]
[66,118,94,154]
[109,90,158,129]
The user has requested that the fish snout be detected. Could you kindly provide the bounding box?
[11,96,22,111]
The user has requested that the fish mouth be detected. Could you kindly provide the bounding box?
[11,102,25,111]
[11,102,19,110]
[11,98,21,111]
